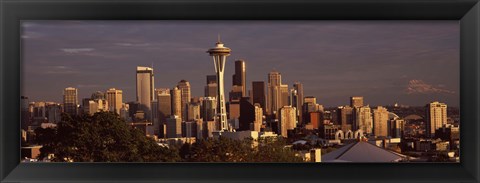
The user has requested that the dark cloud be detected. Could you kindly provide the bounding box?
[60,48,95,54]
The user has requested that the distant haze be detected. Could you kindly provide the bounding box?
[22,21,459,107]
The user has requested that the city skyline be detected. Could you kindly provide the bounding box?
[22,21,459,107]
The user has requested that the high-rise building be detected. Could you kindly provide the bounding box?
[205,75,217,97]
[279,106,296,138]
[228,101,241,120]
[82,97,108,116]
[252,81,266,112]
[166,115,182,138]
[151,100,159,134]
[157,88,171,127]
[119,103,130,121]
[201,97,216,122]
[254,104,263,132]
[303,96,319,123]
[389,119,405,138]
[32,102,46,119]
[239,97,255,131]
[337,105,354,132]
[177,80,191,121]
[21,96,31,130]
[182,121,197,138]
[304,96,316,104]
[373,106,389,137]
[195,119,205,139]
[106,88,123,114]
[46,103,62,123]
[126,101,139,121]
[354,105,373,135]
[91,91,105,100]
[136,66,154,119]
[267,71,282,117]
[170,87,182,118]
[232,60,246,97]
[206,37,231,131]
[31,102,47,125]
[207,75,217,84]
[426,101,447,138]
[280,84,289,108]
[229,85,243,102]
[350,96,364,108]
[293,82,304,123]
[63,87,78,116]
[205,84,217,98]
[187,102,201,121]
[310,111,322,129]
[289,89,298,108]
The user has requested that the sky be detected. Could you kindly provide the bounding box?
[22,21,460,107]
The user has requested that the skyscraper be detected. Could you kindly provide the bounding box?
[136,66,154,119]
[350,96,364,108]
[354,105,373,134]
[229,85,243,102]
[166,115,182,138]
[309,111,322,129]
[157,88,171,122]
[82,97,108,116]
[187,102,201,121]
[304,96,316,104]
[389,119,405,138]
[373,106,389,137]
[279,106,296,138]
[177,80,191,121]
[91,91,105,100]
[157,88,171,138]
[201,97,217,122]
[207,36,231,132]
[303,96,319,123]
[252,81,266,112]
[106,88,123,114]
[254,104,263,132]
[46,102,62,123]
[204,75,217,97]
[280,84,289,108]
[171,87,182,118]
[337,105,354,132]
[63,87,78,116]
[151,99,159,133]
[239,97,255,131]
[293,82,304,124]
[232,60,246,97]
[267,71,282,117]
[426,101,447,138]
[206,75,217,84]
[119,103,130,121]
[21,96,31,130]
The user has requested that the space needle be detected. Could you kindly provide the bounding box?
[207,36,231,132]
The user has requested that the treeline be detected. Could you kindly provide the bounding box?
[33,112,302,162]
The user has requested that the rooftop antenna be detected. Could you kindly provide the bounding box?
[217,34,221,43]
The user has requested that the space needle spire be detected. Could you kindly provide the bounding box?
[207,35,231,132]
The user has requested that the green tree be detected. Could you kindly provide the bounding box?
[34,112,180,162]
[185,136,302,162]
[254,137,303,162]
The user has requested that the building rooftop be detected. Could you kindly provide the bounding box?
[322,141,406,162]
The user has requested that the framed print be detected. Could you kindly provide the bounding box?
[1,0,479,182]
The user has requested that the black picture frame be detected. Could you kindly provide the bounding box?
[1,0,479,182]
